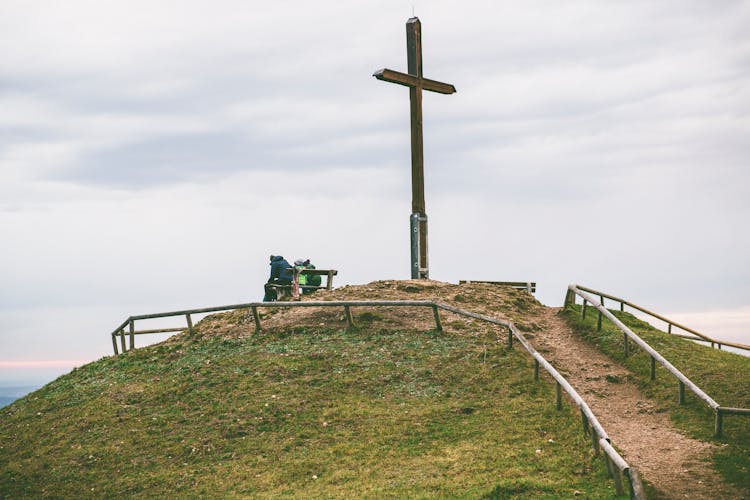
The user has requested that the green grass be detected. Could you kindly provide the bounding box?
[1,315,625,498]
[563,303,750,493]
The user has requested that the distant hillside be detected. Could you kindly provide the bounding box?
[1,281,620,497]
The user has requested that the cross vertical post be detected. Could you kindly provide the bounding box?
[374,17,455,279]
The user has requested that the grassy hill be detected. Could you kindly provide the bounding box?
[0,281,625,498]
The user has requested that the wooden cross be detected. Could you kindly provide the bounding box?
[373,17,456,279]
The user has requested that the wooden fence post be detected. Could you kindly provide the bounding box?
[714,409,723,438]
[627,468,645,500]
[612,464,624,496]
[678,381,685,405]
[650,356,656,380]
[556,382,562,410]
[581,408,590,435]
[186,314,194,336]
[432,305,443,331]
[251,306,261,333]
[344,305,354,328]
[120,328,127,353]
[591,431,600,455]
[533,359,539,381]
[129,319,135,350]
[111,334,119,355]
[581,300,587,319]
[623,333,629,357]
[507,326,513,349]
[597,310,602,331]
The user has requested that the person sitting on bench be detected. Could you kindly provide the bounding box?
[263,255,293,301]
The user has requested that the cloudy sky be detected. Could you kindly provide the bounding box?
[1,0,749,382]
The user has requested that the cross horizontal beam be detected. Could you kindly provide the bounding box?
[373,68,456,95]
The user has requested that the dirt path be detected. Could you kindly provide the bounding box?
[526,306,741,499]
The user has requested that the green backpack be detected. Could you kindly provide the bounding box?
[295,265,308,286]
[306,264,322,287]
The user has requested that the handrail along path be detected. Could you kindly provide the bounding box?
[566,285,750,438]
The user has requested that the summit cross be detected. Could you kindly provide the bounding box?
[373,17,456,280]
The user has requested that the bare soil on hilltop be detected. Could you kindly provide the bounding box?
[193,280,742,498]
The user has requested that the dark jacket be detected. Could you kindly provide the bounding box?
[268,256,293,282]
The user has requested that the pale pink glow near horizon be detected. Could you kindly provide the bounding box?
[0,360,85,369]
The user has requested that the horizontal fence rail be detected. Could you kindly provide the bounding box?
[108,299,643,498]
[458,280,537,293]
[566,285,750,438]
[571,285,750,352]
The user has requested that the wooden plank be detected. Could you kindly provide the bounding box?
[296,269,337,276]
[718,407,750,415]
[459,280,536,293]
[132,328,185,335]
[372,69,456,94]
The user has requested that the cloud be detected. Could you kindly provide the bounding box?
[1,0,749,367]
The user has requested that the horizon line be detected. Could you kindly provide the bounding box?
[0,360,87,369]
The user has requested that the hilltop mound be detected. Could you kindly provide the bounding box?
[1,280,624,498]
[194,280,544,341]
[4,280,749,497]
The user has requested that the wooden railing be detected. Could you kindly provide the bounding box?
[569,285,750,352]
[108,299,644,498]
[566,285,750,438]
[459,280,536,293]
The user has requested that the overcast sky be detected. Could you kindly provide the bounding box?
[1,0,749,378]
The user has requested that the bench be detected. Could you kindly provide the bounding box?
[459,280,536,293]
[267,268,338,301]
